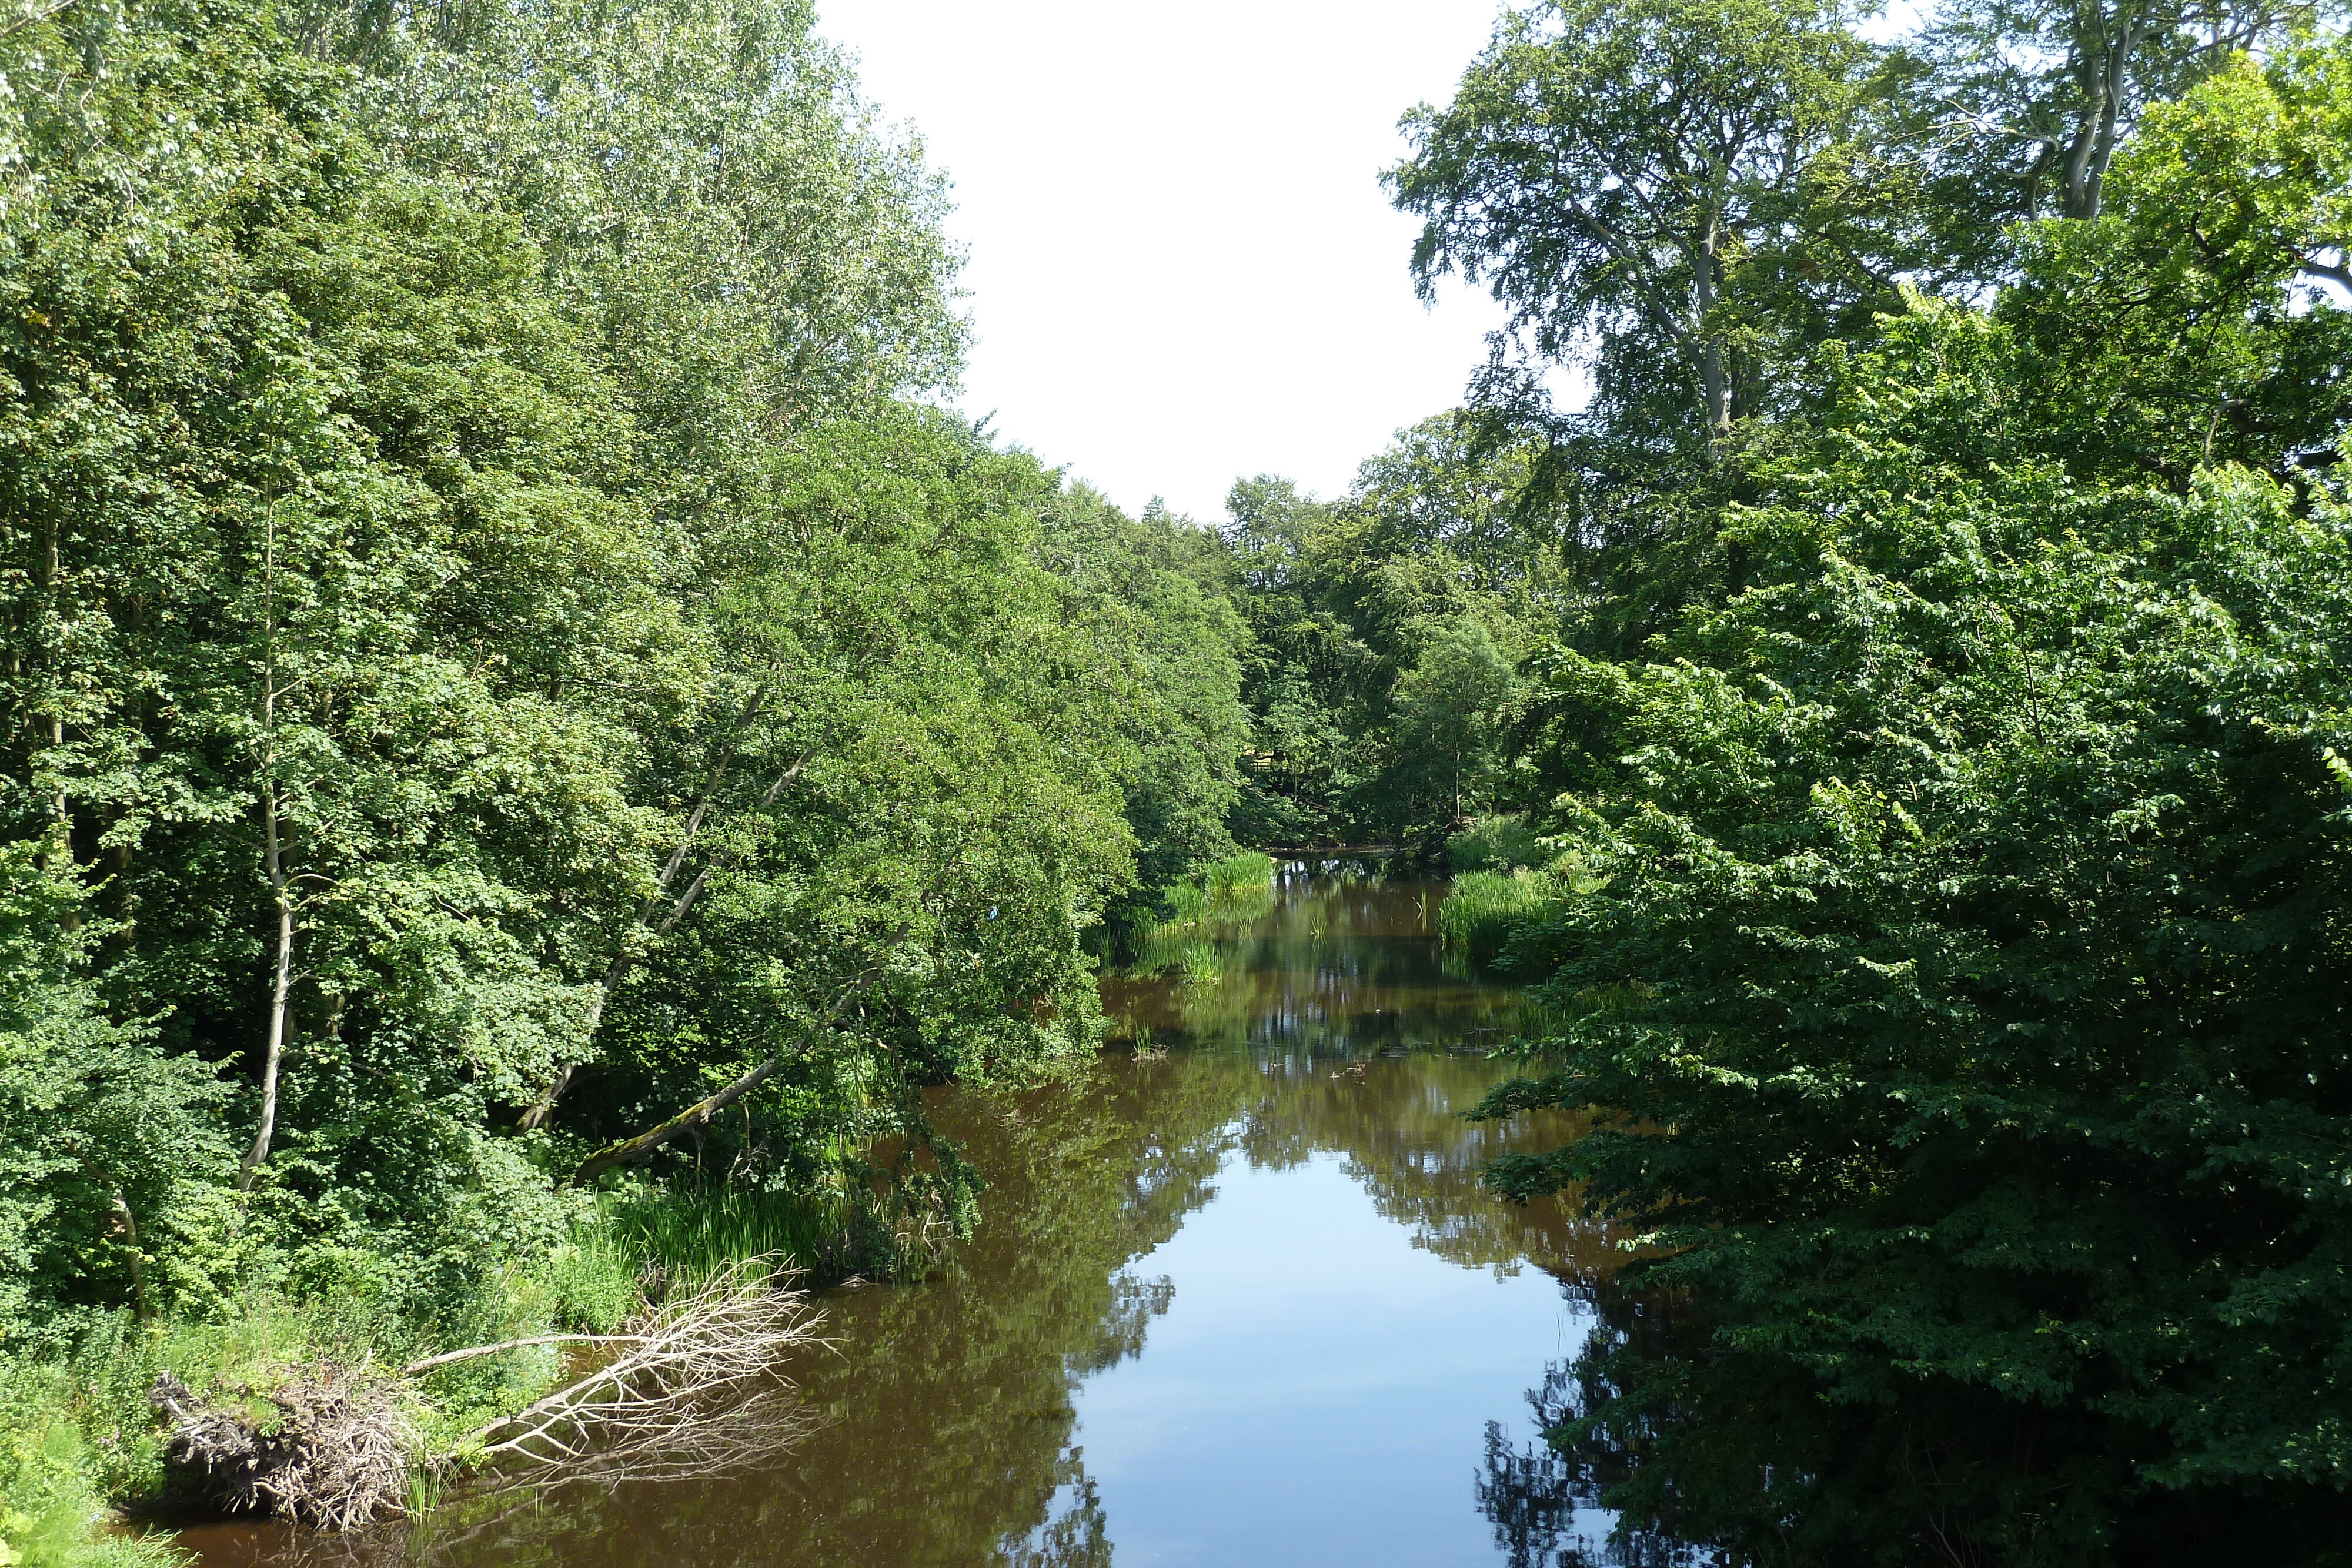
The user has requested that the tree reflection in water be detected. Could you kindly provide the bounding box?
[1475,1298,1714,1568]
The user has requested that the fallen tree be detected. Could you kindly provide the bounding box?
[463,1262,823,1482]
[149,1262,822,1531]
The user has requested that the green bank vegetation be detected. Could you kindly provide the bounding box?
[1378,1,2352,1560]
[0,0,1252,1553]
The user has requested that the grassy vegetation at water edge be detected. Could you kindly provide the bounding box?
[1439,869,1560,976]
[1446,814,1545,873]
[1158,851,1277,927]
[0,1179,877,1568]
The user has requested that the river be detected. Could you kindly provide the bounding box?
[182,862,1631,1567]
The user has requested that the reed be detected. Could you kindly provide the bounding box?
[1147,850,1279,938]
[1438,868,1558,974]
[603,1184,862,1290]
[1197,850,1276,891]
[1446,813,1544,872]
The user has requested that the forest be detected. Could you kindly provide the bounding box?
[2,0,2349,1561]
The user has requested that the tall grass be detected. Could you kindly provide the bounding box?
[1153,850,1277,932]
[0,1353,183,1566]
[603,1183,877,1290]
[1447,814,1544,872]
[1439,868,1560,975]
[1198,850,1276,891]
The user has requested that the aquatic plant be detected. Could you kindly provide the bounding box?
[1446,814,1545,872]
[603,1184,873,1291]
[1438,870,1560,975]
[1198,851,1277,892]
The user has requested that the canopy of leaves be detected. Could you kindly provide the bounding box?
[1464,41,2352,1557]
[0,0,1248,1345]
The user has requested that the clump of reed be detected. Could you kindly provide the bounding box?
[1446,813,1544,872]
[1440,867,1568,976]
[1199,850,1277,891]
[1157,850,1278,927]
[603,1183,879,1291]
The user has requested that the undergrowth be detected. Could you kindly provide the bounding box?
[0,1179,865,1566]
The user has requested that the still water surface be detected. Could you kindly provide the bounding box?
[188,864,1621,1567]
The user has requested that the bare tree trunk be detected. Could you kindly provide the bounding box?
[1695,208,1730,437]
[2080,13,2144,218]
[109,1184,152,1321]
[2060,2,2146,220]
[239,785,295,1192]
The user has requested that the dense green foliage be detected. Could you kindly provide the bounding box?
[1382,12,2352,1561]
[9,0,2352,1555]
[0,0,1249,1551]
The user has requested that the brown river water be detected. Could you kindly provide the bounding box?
[179,862,1632,1567]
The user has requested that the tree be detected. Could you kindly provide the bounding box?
[1994,41,2352,483]
[1479,279,2352,1558]
[342,0,967,448]
[1391,0,1897,444]
[1383,618,1516,831]
[1907,0,2327,225]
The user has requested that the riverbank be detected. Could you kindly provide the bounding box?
[0,1184,891,1568]
[163,866,1603,1568]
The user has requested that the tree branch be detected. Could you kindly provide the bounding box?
[402,1334,645,1378]
[1,0,78,39]
[567,960,890,1188]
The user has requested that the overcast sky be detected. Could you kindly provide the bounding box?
[813,0,1514,524]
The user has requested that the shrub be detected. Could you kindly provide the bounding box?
[1446,814,1544,872]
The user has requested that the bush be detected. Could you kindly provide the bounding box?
[0,1359,183,1566]
[1446,814,1544,872]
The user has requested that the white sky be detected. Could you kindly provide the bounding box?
[813,0,1515,524]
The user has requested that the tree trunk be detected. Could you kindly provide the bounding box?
[2059,2,2146,220]
[567,961,885,1186]
[1695,208,1730,436]
[239,788,295,1192]
[109,1184,152,1322]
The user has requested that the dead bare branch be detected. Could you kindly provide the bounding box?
[148,1263,821,1533]
[0,0,76,38]
[464,1261,824,1487]
[400,1333,643,1378]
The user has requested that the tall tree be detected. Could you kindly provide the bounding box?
[1391,0,1896,446]
[1910,0,2327,224]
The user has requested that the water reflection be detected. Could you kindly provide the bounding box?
[185,867,1617,1568]
[1475,1336,1710,1568]
[1108,860,1519,1054]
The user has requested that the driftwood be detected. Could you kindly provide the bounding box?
[465,1261,823,1483]
[151,1262,821,1533]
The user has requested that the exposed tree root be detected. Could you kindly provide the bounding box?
[151,1368,414,1530]
[149,1261,822,1533]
